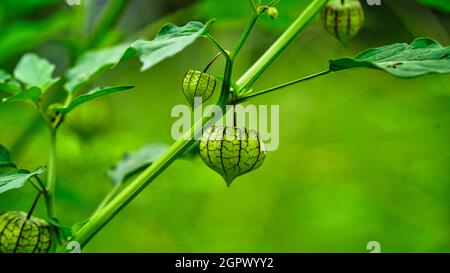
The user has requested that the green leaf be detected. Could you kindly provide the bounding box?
[0,145,15,168]
[47,217,73,240]
[65,20,214,94]
[0,72,21,94]
[108,144,169,186]
[132,20,215,71]
[0,166,45,194]
[2,87,41,103]
[417,0,450,12]
[58,86,134,114]
[13,53,59,92]
[0,70,11,83]
[330,38,450,78]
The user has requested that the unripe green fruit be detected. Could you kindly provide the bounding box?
[267,7,279,19]
[199,127,266,186]
[182,70,216,107]
[321,0,364,44]
[0,211,52,253]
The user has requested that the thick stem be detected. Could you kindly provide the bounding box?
[72,110,217,247]
[236,0,328,90]
[93,185,122,215]
[46,129,57,218]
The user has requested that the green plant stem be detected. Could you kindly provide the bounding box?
[72,109,220,248]
[204,34,230,61]
[236,70,330,102]
[71,0,327,249]
[236,0,328,91]
[93,185,122,215]
[27,192,42,220]
[87,0,129,48]
[73,47,235,249]
[46,129,57,218]
[30,176,46,192]
[231,13,260,60]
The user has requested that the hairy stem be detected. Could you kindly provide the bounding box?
[236,0,328,90]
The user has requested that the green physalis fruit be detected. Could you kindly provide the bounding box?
[0,211,52,253]
[267,7,279,19]
[321,0,364,44]
[199,126,266,186]
[182,70,217,107]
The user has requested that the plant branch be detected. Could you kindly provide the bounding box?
[71,109,221,247]
[45,129,57,218]
[203,34,231,62]
[93,185,122,215]
[231,13,260,60]
[236,0,328,91]
[236,70,330,102]
[70,0,328,250]
[203,52,223,73]
[27,192,42,220]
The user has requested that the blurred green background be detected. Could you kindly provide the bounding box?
[0,0,449,252]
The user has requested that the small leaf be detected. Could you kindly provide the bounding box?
[0,70,11,83]
[0,71,21,94]
[65,20,214,94]
[2,87,41,103]
[58,86,134,115]
[13,53,59,92]
[0,145,15,168]
[131,20,215,71]
[330,38,450,78]
[108,144,169,186]
[64,44,132,94]
[47,218,73,240]
[0,166,45,194]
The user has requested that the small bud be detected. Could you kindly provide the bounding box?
[267,7,279,19]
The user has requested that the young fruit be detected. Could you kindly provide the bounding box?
[199,126,266,186]
[267,7,279,19]
[0,211,52,253]
[321,0,364,44]
[182,70,216,107]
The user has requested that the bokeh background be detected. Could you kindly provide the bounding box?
[0,0,449,252]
